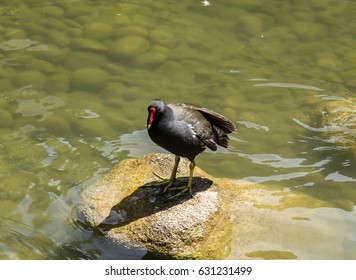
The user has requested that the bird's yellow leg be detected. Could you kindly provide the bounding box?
[146,155,180,190]
[168,161,195,198]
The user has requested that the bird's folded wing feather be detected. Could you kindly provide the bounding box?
[169,103,218,150]
[172,103,236,133]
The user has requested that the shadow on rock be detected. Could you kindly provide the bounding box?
[97,177,212,233]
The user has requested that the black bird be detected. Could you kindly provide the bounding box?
[146,99,236,197]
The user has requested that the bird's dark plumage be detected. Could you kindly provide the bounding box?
[146,99,236,197]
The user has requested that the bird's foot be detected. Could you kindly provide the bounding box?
[144,172,174,191]
[146,172,193,198]
[167,185,193,198]
[152,172,166,181]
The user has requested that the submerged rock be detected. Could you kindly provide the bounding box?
[79,153,241,259]
[110,36,150,59]
[318,98,356,151]
[71,68,109,90]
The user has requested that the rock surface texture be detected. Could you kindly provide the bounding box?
[318,98,355,151]
[78,153,245,259]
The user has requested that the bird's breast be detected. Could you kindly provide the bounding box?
[148,121,205,159]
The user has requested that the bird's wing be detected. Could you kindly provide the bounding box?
[172,103,236,133]
[168,103,218,151]
[168,103,217,151]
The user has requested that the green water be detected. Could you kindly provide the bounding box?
[0,0,355,259]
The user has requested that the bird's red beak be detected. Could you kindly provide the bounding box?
[147,107,156,129]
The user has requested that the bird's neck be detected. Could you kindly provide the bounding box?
[161,105,174,121]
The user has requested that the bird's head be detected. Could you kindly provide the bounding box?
[147,99,166,129]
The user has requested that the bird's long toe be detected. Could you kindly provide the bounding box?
[145,176,174,188]
[167,185,193,198]
[152,171,168,181]
[146,172,193,198]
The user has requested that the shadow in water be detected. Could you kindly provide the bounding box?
[97,176,213,233]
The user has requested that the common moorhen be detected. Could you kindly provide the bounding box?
[147,99,236,197]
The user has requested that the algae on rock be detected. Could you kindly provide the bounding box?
[79,153,234,259]
[318,98,355,151]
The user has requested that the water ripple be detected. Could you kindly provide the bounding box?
[254,82,322,91]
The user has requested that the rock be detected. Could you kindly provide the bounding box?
[343,69,356,92]
[318,98,356,151]
[12,70,47,90]
[3,28,27,39]
[0,78,13,92]
[37,6,65,18]
[31,44,70,63]
[70,38,108,53]
[71,68,109,90]
[231,0,263,9]
[67,27,84,38]
[84,22,113,40]
[292,21,328,41]
[47,30,70,48]
[42,114,72,136]
[45,72,70,92]
[110,36,150,59]
[132,51,167,66]
[150,28,177,48]
[236,15,262,36]
[114,26,149,38]
[157,61,195,84]
[24,22,45,37]
[0,109,13,127]
[310,0,329,10]
[25,58,57,74]
[64,51,108,71]
[65,5,94,18]
[79,153,235,259]
[316,51,340,69]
